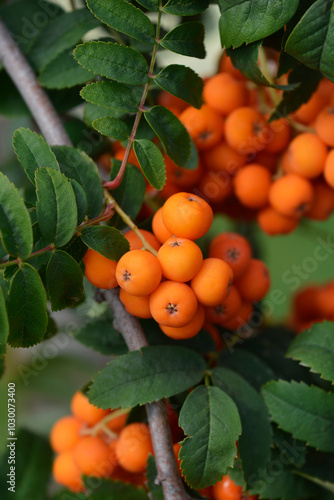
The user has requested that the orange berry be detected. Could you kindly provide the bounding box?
[305,179,334,220]
[197,170,233,204]
[164,154,203,188]
[205,285,242,325]
[119,289,152,319]
[173,442,182,470]
[293,89,327,124]
[203,73,248,116]
[201,141,246,175]
[52,451,84,493]
[316,282,334,320]
[257,206,299,235]
[152,207,174,244]
[105,410,128,434]
[235,259,270,302]
[159,304,205,339]
[116,250,162,296]
[209,233,252,279]
[50,416,82,453]
[179,104,225,151]
[162,192,213,240]
[218,52,245,80]
[252,150,278,173]
[264,116,291,154]
[71,391,109,426]
[150,280,198,327]
[191,258,233,307]
[115,423,153,473]
[221,301,254,331]
[324,148,334,188]
[83,249,118,290]
[73,436,116,478]
[157,237,203,282]
[269,174,314,217]
[315,107,334,147]
[212,475,242,500]
[124,229,160,252]
[233,164,272,209]
[157,90,188,114]
[288,133,327,178]
[224,107,267,156]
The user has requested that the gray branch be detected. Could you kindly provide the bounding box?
[0,17,71,146]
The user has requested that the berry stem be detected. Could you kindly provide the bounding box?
[104,189,158,257]
[81,408,130,439]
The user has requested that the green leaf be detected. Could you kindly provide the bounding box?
[136,0,159,11]
[46,250,83,311]
[13,128,59,184]
[110,163,146,228]
[80,226,130,260]
[84,103,124,127]
[273,425,307,468]
[7,264,48,347]
[73,317,128,355]
[179,385,241,489]
[163,0,210,16]
[35,168,77,247]
[227,41,298,90]
[0,0,63,55]
[39,49,94,89]
[0,287,9,356]
[262,380,334,452]
[285,0,334,82]
[74,41,149,85]
[287,321,334,384]
[93,117,129,140]
[133,139,166,190]
[160,22,205,59]
[0,429,53,500]
[155,64,203,109]
[87,0,155,45]
[70,179,88,225]
[52,146,103,219]
[0,72,30,117]
[251,448,321,499]
[218,0,299,49]
[146,456,164,500]
[29,9,100,70]
[82,477,149,499]
[0,172,33,260]
[218,349,276,391]
[144,105,190,167]
[81,81,138,113]
[212,367,272,489]
[272,64,322,119]
[88,345,206,409]
[299,452,334,495]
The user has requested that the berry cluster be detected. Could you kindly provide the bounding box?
[51,391,152,493]
[290,280,334,333]
[83,192,270,339]
[154,53,334,235]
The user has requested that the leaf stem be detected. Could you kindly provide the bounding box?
[104,189,158,256]
[103,8,163,190]
[76,203,115,234]
[0,244,55,270]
